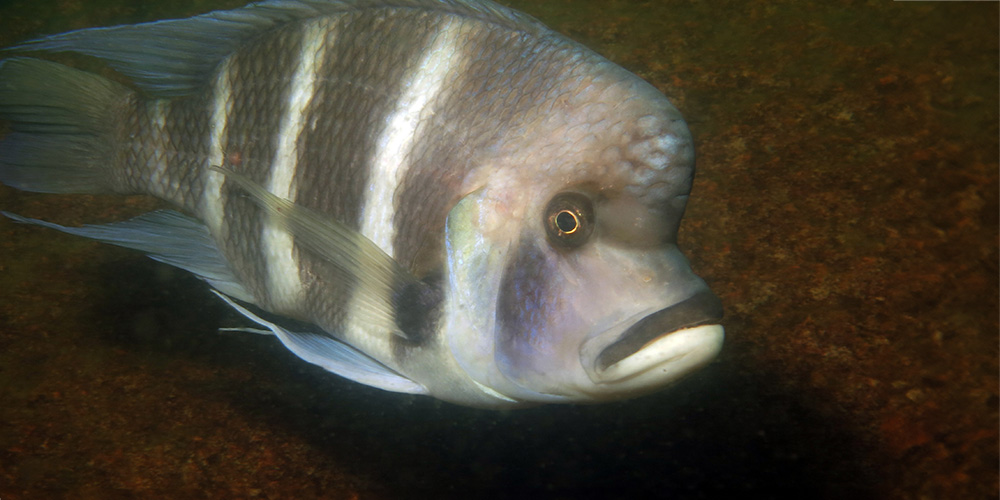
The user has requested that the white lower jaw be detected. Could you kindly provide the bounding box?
[592,324,725,391]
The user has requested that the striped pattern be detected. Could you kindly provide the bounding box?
[360,18,465,257]
[176,10,469,336]
[156,93,213,210]
[290,12,449,340]
[391,25,570,277]
[120,100,170,196]
[262,20,331,313]
[338,17,468,344]
[126,8,575,334]
[208,25,307,307]
[121,4,585,385]
[202,58,234,238]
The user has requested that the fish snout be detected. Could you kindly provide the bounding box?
[583,291,725,391]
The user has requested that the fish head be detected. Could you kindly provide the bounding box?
[444,66,723,405]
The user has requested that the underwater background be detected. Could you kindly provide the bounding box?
[0,0,997,498]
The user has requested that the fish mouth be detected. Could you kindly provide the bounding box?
[584,290,724,386]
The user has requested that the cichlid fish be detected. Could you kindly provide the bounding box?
[0,0,723,408]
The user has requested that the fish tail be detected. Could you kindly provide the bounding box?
[0,57,133,194]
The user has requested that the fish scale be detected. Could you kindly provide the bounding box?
[0,0,724,408]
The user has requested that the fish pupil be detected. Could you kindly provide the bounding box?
[544,192,594,248]
[555,210,579,234]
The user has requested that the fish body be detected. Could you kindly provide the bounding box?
[0,0,723,408]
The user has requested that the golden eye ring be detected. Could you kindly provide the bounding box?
[544,192,594,248]
[554,209,580,235]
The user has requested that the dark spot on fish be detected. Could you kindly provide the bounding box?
[495,238,554,369]
[392,272,443,351]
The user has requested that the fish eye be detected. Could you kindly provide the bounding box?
[544,192,594,248]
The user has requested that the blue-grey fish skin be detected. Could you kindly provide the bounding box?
[0,0,724,408]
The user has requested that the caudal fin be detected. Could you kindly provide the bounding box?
[0,57,132,193]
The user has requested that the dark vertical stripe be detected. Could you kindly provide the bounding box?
[120,94,211,212]
[216,23,305,305]
[161,93,212,210]
[494,237,558,374]
[117,98,159,194]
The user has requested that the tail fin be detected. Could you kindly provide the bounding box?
[0,57,133,193]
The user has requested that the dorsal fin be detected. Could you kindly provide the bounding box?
[7,0,550,98]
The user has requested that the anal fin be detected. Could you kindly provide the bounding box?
[213,291,427,395]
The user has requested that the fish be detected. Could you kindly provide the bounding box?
[0,0,724,408]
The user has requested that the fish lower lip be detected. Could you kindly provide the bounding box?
[594,324,724,385]
[596,290,724,372]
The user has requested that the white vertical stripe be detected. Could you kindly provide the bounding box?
[202,58,234,236]
[343,20,466,347]
[360,20,463,256]
[263,21,329,312]
[149,101,169,181]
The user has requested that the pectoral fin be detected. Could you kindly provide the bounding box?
[211,165,439,341]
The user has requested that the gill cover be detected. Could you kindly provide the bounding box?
[443,188,571,403]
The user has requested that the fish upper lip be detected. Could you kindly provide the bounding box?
[595,290,724,372]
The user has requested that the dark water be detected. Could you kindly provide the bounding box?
[1,1,997,499]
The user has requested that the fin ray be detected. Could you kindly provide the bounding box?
[0,58,130,193]
[7,0,549,98]
[213,291,428,394]
[2,210,253,303]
